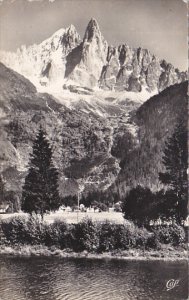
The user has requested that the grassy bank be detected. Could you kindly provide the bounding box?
[0,216,187,260]
[0,244,187,261]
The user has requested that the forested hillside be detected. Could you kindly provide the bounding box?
[113,81,188,196]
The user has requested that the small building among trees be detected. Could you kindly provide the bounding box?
[0,203,10,214]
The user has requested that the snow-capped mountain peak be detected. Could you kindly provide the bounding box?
[0,24,81,88]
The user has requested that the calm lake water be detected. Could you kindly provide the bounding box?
[0,256,188,300]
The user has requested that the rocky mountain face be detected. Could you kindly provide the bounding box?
[0,19,186,98]
[0,63,122,201]
[100,48,186,93]
[65,19,108,87]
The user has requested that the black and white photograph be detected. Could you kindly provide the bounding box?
[0,0,188,299]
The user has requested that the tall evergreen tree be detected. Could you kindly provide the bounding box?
[0,175,6,204]
[22,128,60,218]
[159,121,188,222]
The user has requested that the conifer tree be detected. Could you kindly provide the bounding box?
[21,128,60,218]
[159,121,188,222]
[0,175,5,204]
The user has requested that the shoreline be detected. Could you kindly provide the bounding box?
[0,245,187,261]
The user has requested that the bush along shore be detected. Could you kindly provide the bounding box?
[0,216,188,261]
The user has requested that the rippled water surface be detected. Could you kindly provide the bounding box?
[0,256,188,300]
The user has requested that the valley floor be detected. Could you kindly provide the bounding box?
[0,211,125,224]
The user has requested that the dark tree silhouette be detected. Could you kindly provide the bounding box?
[0,175,6,204]
[21,128,60,218]
[122,185,156,227]
[159,121,188,223]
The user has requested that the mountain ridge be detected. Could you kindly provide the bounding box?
[0,18,186,99]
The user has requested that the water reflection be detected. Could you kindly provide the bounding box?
[0,256,188,300]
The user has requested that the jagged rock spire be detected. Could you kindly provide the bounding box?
[83,18,102,42]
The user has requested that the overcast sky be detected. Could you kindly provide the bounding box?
[0,0,187,70]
